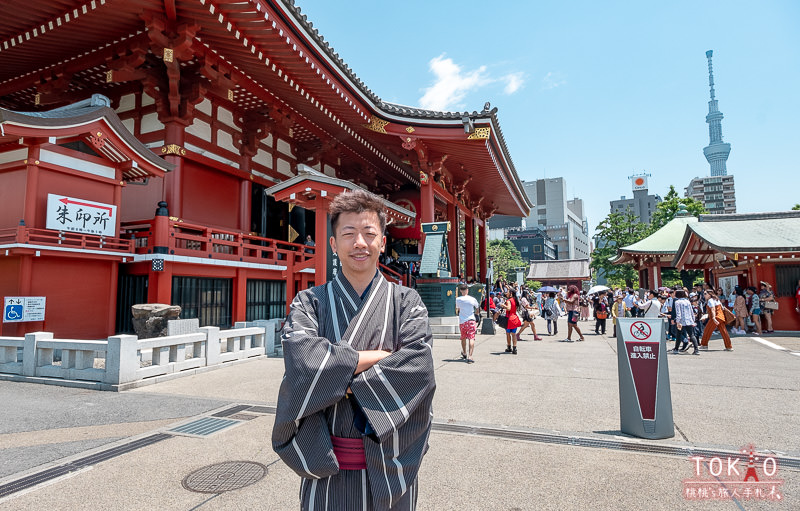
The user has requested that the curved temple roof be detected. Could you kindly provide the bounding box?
[0,94,173,180]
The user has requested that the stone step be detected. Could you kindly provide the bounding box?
[430,324,458,335]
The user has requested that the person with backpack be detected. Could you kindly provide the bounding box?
[594,294,609,335]
[543,292,560,336]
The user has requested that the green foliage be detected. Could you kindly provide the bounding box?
[792,204,800,211]
[488,239,526,282]
[526,280,543,290]
[591,210,649,288]
[648,185,707,234]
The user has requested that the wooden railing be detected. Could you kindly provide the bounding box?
[121,219,315,267]
[0,226,134,252]
[379,263,407,286]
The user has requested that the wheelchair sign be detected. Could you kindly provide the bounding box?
[3,297,46,323]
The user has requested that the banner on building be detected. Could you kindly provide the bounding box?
[45,194,117,237]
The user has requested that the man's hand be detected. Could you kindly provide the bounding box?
[354,350,391,375]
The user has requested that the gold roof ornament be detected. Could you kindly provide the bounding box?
[365,115,389,134]
[467,127,490,140]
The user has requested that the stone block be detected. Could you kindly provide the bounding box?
[201,326,221,366]
[105,335,139,384]
[23,332,53,376]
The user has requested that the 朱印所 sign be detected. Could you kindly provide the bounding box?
[45,194,117,237]
[3,296,46,323]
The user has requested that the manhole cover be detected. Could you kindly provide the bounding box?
[182,461,267,494]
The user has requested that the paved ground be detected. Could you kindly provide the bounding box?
[1,317,798,510]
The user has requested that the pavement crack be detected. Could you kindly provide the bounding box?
[674,423,690,442]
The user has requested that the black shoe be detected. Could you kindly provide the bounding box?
[505,346,512,353]
[460,353,467,359]
[512,347,517,355]
[692,350,700,355]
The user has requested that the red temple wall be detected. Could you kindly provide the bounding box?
[181,161,240,230]
[29,256,116,339]
[121,178,165,222]
[0,169,27,229]
[34,168,117,229]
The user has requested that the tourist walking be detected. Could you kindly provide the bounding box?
[543,292,560,336]
[579,291,591,321]
[517,291,543,340]
[672,290,699,355]
[594,294,609,335]
[610,294,626,337]
[562,285,586,342]
[699,290,733,350]
[456,283,480,363]
[732,286,748,335]
[746,287,763,335]
[638,290,662,318]
[499,290,522,354]
[759,282,776,333]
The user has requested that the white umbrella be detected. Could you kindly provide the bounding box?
[587,285,610,295]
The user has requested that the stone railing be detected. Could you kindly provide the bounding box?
[0,319,283,391]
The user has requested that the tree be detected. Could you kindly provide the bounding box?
[591,210,649,288]
[487,239,526,282]
[647,186,707,287]
[648,185,707,235]
[792,204,800,211]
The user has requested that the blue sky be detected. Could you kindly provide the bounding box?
[295,0,800,235]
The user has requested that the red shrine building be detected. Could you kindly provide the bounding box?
[0,0,531,339]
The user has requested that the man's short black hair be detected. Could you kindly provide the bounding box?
[458,283,469,291]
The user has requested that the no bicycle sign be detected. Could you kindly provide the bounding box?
[630,321,652,340]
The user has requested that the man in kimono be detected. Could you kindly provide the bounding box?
[272,188,436,510]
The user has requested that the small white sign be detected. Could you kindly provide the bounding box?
[632,176,648,191]
[46,193,117,237]
[3,296,46,323]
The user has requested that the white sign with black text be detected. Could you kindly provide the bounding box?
[45,194,117,237]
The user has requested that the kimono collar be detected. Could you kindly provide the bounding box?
[334,270,383,306]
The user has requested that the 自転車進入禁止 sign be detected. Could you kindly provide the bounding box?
[45,194,117,237]
[3,296,46,323]
[616,317,674,439]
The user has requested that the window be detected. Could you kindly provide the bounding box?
[521,246,529,253]
[246,279,287,320]
[533,245,542,252]
[775,265,800,298]
[172,277,232,328]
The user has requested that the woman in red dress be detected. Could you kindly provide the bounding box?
[499,290,523,354]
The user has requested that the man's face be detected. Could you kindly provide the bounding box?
[329,211,385,280]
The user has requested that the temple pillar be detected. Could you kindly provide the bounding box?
[314,195,331,285]
[478,222,487,283]
[162,122,185,218]
[447,201,457,275]
[465,214,475,279]
[419,172,434,253]
[239,156,252,232]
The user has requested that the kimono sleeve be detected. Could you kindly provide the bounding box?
[349,288,436,443]
[272,290,359,479]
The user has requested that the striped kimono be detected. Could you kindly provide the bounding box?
[272,270,436,510]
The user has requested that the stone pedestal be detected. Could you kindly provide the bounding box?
[131,304,181,339]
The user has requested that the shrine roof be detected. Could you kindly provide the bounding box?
[672,211,800,267]
[0,95,173,179]
[612,215,697,265]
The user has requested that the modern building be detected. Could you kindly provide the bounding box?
[685,50,737,214]
[488,177,590,260]
[507,227,557,261]
[610,174,662,224]
[525,178,590,260]
[685,175,736,214]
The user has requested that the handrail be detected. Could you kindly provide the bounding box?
[0,225,133,252]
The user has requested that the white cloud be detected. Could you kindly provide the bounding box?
[502,72,525,94]
[419,54,489,111]
[541,71,566,90]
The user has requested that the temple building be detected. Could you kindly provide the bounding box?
[0,0,530,338]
